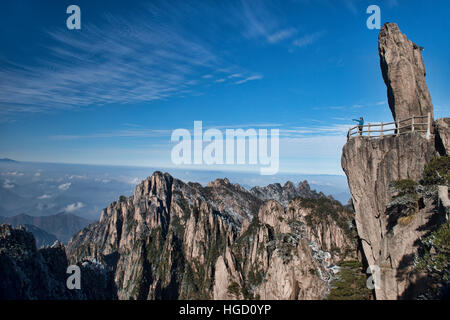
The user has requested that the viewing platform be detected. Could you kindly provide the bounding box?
[347,113,432,141]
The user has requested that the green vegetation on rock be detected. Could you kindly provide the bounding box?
[420,156,450,186]
[387,179,419,223]
[298,197,354,238]
[388,156,449,228]
[227,281,241,297]
[327,260,373,300]
[415,220,450,280]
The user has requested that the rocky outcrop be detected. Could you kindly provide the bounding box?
[342,23,449,300]
[67,172,357,300]
[213,198,357,300]
[0,224,115,299]
[250,181,322,207]
[342,133,439,299]
[379,23,433,122]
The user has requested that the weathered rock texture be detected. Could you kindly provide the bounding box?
[214,198,356,300]
[379,23,433,123]
[67,172,357,300]
[250,181,323,207]
[342,133,438,299]
[342,23,449,300]
[0,224,115,299]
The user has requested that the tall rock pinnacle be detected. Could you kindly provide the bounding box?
[342,23,449,299]
[378,23,433,122]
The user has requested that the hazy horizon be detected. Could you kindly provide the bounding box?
[0,160,350,220]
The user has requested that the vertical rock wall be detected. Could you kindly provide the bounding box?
[343,23,448,299]
[379,23,433,123]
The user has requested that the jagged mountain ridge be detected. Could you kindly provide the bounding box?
[250,180,324,207]
[66,171,358,300]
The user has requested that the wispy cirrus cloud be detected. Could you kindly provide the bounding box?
[51,122,282,140]
[52,128,172,140]
[0,17,218,112]
[0,2,264,116]
[50,121,351,144]
[267,28,298,43]
[238,0,298,44]
[0,0,325,118]
[293,31,326,48]
[235,75,263,85]
[280,123,350,138]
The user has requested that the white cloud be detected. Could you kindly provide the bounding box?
[52,128,174,140]
[34,172,41,177]
[239,0,294,45]
[58,182,72,191]
[280,123,350,137]
[3,179,14,189]
[235,75,263,85]
[268,28,297,43]
[94,178,111,183]
[0,4,258,116]
[37,194,51,199]
[293,31,325,48]
[64,202,84,213]
[68,175,86,179]
[129,177,140,185]
[6,171,24,176]
[227,73,242,79]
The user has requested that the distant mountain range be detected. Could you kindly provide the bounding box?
[0,212,91,244]
[0,158,18,163]
[20,224,58,248]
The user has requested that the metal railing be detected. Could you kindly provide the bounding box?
[347,113,432,141]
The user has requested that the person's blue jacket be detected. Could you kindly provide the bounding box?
[353,118,364,126]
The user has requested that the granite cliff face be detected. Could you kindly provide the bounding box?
[213,198,357,300]
[342,23,449,300]
[66,172,358,300]
[342,134,438,299]
[379,23,433,123]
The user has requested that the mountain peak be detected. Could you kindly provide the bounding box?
[207,177,231,188]
[66,171,356,300]
[378,22,433,123]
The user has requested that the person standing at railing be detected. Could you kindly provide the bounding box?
[352,117,364,136]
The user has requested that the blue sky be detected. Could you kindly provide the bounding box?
[0,0,449,175]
